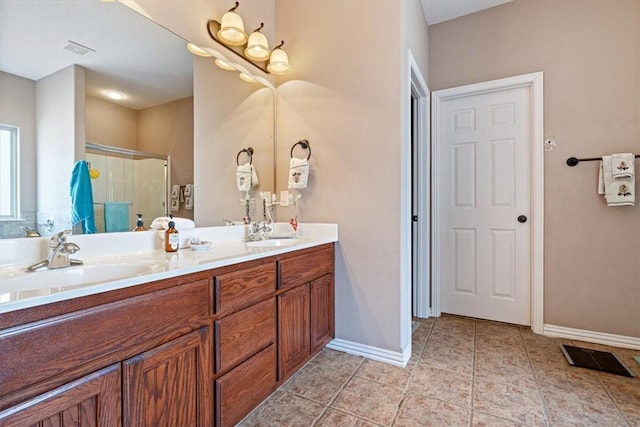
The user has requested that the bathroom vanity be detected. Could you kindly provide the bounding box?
[0,225,336,426]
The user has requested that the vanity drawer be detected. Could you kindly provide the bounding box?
[214,298,275,375]
[278,246,334,290]
[215,344,276,427]
[0,277,212,400]
[214,262,276,316]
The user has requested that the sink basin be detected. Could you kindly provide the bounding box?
[246,238,303,248]
[1,264,154,293]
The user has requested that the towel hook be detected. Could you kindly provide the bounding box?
[290,139,311,161]
[236,147,254,165]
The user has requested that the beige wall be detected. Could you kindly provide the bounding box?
[86,96,138,150]
[0,72,37,214]
[276,1,409,353]
[429,0,640,338]
[139,97,195,220]
[193,57,274,226]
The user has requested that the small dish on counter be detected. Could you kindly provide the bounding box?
[189,240,211,251]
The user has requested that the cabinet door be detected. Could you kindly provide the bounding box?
[215,344,276,427]
[0,364,121,427]
[310,274,335,354]
[277,284,310,380]
[123,326,213,427]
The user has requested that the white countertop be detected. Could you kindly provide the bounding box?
[0,223,338,314]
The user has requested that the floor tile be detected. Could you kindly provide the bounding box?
[355,359,415,389]
[408,364,472,408]
[312,348,365,375]
[394,393,470,426]
[315,408,382,426]
[238,390,325,427]
[535,366,617,409]
[543,396,630,427]
[332,376,404,426]
[471,411,528,426]
[281,359,352,404]
[473,378,547,426]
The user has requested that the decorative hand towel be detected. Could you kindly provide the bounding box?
[236,163,259,191]
[598,155,634,207]
[288,157,309,189]
[611,153,635,179]
[70,160,97,234]
[150,216,195,230]
[104,202,130,232]
[184,184,194,210]
[170,185,180,211]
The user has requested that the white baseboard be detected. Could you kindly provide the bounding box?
[326,339,411,367]
[543,324,640,350]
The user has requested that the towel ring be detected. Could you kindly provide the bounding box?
[290,139,311,160]
[236,147,254,165]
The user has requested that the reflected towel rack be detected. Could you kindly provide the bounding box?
[236,147,253,165]
[290,139,311,160]
[566,155,639,166]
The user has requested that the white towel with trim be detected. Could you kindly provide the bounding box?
[150,216,195,230]
[598,155,635,206]
[288,157,309,189]
[236,163,259,191]
[184,184,194,210]
[611,153,635,179]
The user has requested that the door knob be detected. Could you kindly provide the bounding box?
[517,215,527,223]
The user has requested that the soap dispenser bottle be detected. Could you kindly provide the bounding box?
[164,215,179,252]
[134,213,146,231]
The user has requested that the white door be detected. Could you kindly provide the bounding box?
[438,85,531,325]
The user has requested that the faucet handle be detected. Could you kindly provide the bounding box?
[49,230,71,247]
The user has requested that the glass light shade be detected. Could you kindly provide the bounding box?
[239,72,257,83]
[267,48,291,74]
[214,58,235,71]
[244,31,270,61]
[186,43,212,57]
[217,11,247,46]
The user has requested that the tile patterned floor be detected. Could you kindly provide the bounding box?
[239,315,640,426]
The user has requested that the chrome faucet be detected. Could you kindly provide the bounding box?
[26,230,83,272]
[21,226,41,237]
[244,221,272,242]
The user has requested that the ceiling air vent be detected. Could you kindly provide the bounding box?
[62,40,95,56]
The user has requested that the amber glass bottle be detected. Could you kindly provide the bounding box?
[134,213,146,231]
[164,216,179,252]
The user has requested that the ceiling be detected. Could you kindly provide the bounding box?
[0,0,512,110]
[421,0,513,25]
[0,0,193,110]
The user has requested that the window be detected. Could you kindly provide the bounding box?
[0,124,19,219]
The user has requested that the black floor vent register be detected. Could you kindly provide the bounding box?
[560,344,635,378]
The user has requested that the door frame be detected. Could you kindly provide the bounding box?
[409,52,431,319]
[431,72,544,333]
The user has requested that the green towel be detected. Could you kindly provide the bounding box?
[104,202,130,232]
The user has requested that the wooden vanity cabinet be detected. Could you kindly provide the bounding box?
[0,242,335,427]
[0,364,121,427]
[277,245,335,381]
[213,263,277,427]
[0,273,213,427]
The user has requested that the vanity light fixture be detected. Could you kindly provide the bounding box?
[214,58,236,71]
[267,41,291,74]
[186,43,212,57]
[217,1,247,46]
[238,72,257,83]
[207,2,290,75]
[244,23,270,61]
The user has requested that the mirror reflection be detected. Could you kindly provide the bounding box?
[0,0,275,239]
